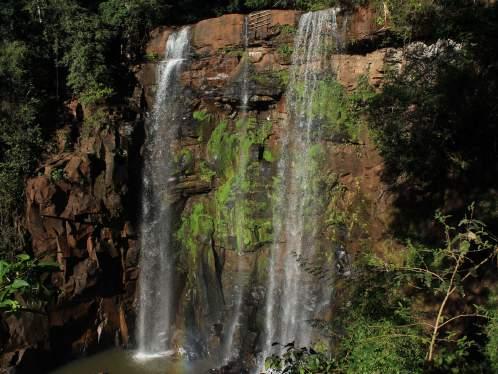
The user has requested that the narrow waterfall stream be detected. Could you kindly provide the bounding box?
[222,15,250,364]
[136,27,191,358]
[262,8,343,362]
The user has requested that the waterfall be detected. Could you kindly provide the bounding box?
[136,27,191,359]
[222,15,250,364]
[261,8,342,363]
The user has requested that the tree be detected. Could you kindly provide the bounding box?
[384,206,496,360]
[366,1,498,240]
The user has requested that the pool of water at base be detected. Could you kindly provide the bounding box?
[50,348,215,374]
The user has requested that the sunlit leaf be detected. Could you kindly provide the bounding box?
[10,279,29,289]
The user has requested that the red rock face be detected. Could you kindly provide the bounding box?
[0,103,143,371]
[193,14,246,53]
[2,6,401,372]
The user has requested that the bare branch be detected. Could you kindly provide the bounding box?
[438,313,489,329]
[394,266,445,283]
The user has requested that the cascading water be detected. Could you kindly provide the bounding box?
[222,15,250,364]
[136,27,191,358]
[261,8,343,363]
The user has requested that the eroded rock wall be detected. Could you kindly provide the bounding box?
[0,102,144,372]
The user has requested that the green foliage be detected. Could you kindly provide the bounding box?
[244,0,341,11]
[222,46,245,57]
[275,70,290,88]
[297,75,374,143]
[265,344,338,373]
[341,318,425,373]
[271,209,498,373]
[175,148,195,175]
[62,13,113,102]
[277,44,294,59]
[485,304,498,372]
[207,120,238,176]
[277,24,297,36]
[262,149,274,162]
[50,167,65,183]
[253,69,290,91]
[176,202,214,259]
[352,208,497,371]
[366,7,498,236]
[325,175,369,247]
[370,0,436,39]
[99,0,166,58]
[199,161,216,182]
[0,254,59,312]
[193,109,212,123]
[192,116,274,254]
[0,37,44,255]
[0,41,30,89]
[82,107,109,136]
[144,52,161,62]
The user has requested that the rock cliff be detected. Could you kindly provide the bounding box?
[1,6,404,372]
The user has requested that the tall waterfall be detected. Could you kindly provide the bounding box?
[262,8,342,360]
[222,15,250,364]
[136,27,191,358]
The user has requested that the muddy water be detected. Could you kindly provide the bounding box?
[50,349,214,374]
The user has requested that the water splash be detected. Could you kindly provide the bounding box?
[261,8,343,365]
[136,27,191,357]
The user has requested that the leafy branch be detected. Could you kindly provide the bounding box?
[0,254,59,312]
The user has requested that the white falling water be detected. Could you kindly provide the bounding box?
[222,15,250,364]
[136,27,191,359]
[261,8,342,364]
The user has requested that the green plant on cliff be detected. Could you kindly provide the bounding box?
[199,161,216,182]
[265,344,338,373]
[49,167,65,183]
[277,43,294,59]
[276,24,297,36]
[174,148,195,175]
[204,116,273,252]
[485,296,498,373]
[0,39,44,256]
[325,175,369,248]
[306,75,374,143]
[193,109,212,123]
[177,202,214,259]
[244,0,343,11]
[253,70,289,91]
[0,254,59,312]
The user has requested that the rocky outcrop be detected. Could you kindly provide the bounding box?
[0,103,143,372]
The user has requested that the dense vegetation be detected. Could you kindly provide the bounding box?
[0,0,496,372]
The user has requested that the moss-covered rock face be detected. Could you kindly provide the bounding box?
[171,108,278,359]
[205,116,273,252]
